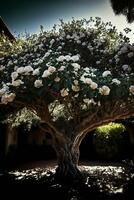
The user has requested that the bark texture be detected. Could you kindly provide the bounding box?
[54,139,81,180]
[37,100,134,181]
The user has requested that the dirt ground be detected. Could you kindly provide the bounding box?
[0,160,134,199]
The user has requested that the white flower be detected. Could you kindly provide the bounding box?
[37,53,41,57]
[77,40,81,44]
[128,52,134,58]
[80,76,86,82]
[74,94,79,98]
[57,46,62,50]
[72,85,80,92]
[73,71,78,76]
[7,93,16,102]
[71,55,80,62]
[57,55,65,62]
[82,42,86,46]
[71,63,80,71]
[88,46,93,51]
[58,66,65,71]
[12,80,24,87]
[114,55,119,59]
[80,32,85,38]
[2,84,9,92]
[122,64,129,71]
[44,52,50,57]
[60,88,69,97]
[7,60,13,66]
[0,88,6,97]
[42,70,51,78]
[1,93,16,104]
[73,80,79,85]
[17,67,25,74]
[37,59,43,65]
[83,98,96,105]
[34,80,43,88]
[59,36,63,40]
[84,67,90,72]
[83,78,93,85]
[83,98,90,103]
[1,96,9,105]
[54,77,60,82]
[102,70,111,77]
[66,35,71,39]
[98,101,101,106]
[24,66,33,74]
[14,66,18,71]
[96,61,100,65]
[120,46,128,54]
[90,82,98,90]
[112,78,121,85]
[50,39,55,46]
[46,62,51,67]
[34,46,38,52]
[48,66,56,73]
[0,65,5,71]
[129,85,134,95]
[65,55,71,61]
[116,58,120,63]
[99,86,110,96]
[38,43,44,49]
[6,83,11,86]
[72,33,78,39]
[11,72,18,80]
[109,59,112,63]
[33,68,40,76]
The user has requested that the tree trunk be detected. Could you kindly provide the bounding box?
[54,139,81,181]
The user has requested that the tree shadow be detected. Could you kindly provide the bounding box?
[0,163,134,200]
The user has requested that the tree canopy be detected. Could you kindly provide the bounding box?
[0,17,134,179]
[0,18,134,124]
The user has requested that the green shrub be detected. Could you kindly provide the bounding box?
[6,107,41,131]
[0,34,25,57]
[93,122,126,160]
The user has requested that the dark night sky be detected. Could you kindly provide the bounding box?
[0,0,134,40]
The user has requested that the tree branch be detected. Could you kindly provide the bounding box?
[73,100,134,146]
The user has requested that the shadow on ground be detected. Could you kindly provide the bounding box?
[0,161,134,200]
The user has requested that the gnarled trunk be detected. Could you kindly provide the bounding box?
[37,116,82,180]
[54,139,81,181]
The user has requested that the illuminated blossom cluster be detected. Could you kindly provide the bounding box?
[0,17,134,108]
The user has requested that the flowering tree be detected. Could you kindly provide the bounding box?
[0,17,134,179]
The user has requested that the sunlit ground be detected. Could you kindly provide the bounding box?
[1,160,132,196]
[80,165,127,194]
